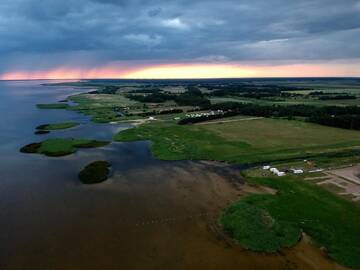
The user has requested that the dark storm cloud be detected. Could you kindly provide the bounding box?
[0,0,360,72]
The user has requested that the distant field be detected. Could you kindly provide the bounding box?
[209,79,360,107]
[286,88,360,95]
[68,93,142,122]
[203,118,360,148]
[210,95,360,107]
[70,93,139,108]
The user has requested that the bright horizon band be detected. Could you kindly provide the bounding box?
[1,62,360,80]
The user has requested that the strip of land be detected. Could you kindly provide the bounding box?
[20,138,109,157]
[36,122,79,131]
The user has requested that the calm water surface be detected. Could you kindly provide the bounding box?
[0,81,347,270]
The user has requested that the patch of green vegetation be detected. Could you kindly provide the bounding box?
[114,118,360,163]
[320,183,345,193]
[220,173,360,269]
[114,122,251,161]
[36,122,79,131]
[37,103,69,109]
[68,93,140,123]
[79,161,111,184]
[20,138,109,157]
[220,200,301,252]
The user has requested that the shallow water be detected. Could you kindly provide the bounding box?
[0,81,348,270]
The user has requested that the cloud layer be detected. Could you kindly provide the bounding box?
[1,0,360,77]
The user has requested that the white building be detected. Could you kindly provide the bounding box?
[291,169,304,174]
[270,167,286,177]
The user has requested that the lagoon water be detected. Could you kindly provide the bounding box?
[0,81,347,270]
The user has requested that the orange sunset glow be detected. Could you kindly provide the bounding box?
[1,62,360,80]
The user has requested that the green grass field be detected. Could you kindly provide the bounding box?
[220,200,301,252]
[68,93,142,123]
[68,93,196,123]
[115,118,360,163]
[220,171,360,269]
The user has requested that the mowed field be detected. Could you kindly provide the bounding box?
[115,117,360,163]
[203,118,360,148]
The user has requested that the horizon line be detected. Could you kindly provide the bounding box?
[1,76,360,82]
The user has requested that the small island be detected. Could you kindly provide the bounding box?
[79,161,112,184]
[34,130,50,135]
[36,122,79,131]
[20,138,109,157]
[36,103,69,109]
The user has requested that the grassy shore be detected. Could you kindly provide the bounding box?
[20,138,109,156]
[68,94,141,123]
[114,118,360,164]
[220,170,360,269]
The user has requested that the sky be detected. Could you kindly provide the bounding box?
[1,0,360,79]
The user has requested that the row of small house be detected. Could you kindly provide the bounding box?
[185,110,224,118]
[263,165,303,177]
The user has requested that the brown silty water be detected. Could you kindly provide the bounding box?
[2,159,349,270]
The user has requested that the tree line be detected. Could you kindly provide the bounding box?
[125,86,211,107]
[180,102,360,130]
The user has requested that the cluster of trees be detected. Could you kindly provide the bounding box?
[318,95,357,100]
[308,91,344,96]
[129,108,184,117]
[209,102,317,117]
[175,87,211,107]
[126,92,176,103]
[93,86,119,94]
[127,88,161,94]
[309,114,360,130]
[204,83,310,93]
[208,85,304,100]
[210,88,280,97]
[308,91,328,96]
[88,86,120,95]
[179,102,360,130]
[125,86,211,108]
[307,91,357,100]
[158,108,184,115]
